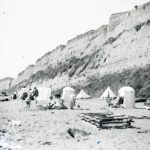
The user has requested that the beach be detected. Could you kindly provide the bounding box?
[0,99,150,150]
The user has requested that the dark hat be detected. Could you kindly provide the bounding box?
[55,94,61,98]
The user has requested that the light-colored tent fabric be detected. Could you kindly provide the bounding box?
[62,87,75,101]
[118,86,135,108]
[37,87,51,101]
[61,87,75,108]
[76,89,90,99]
[118,86,135,97]
[100,87,116,99]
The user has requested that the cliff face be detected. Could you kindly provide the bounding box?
[88,3,150,75]
[0,77,13,92]
[1,2,150,95]
[11,25,108,90]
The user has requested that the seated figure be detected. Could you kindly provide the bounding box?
[117,96,124,106]
[52,94,67,109]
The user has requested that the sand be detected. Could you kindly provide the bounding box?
[0,99,150,150]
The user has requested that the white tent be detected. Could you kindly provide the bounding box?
[76,89,91,99]
[61,87,75,108]
[62,87,75,101]
[118,86,135,108]
[118,86,135,97]
[37,87,51,101]
[100,87,116,99]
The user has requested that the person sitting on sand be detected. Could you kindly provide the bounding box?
[52,94,67,109]
[47,96,56,109]
[52,94,61,109]
[117,96,124,106]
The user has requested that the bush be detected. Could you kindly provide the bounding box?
[135,24,142,32]
[146,20,150,25]
[68,67,77,78]
[134,5,138,10]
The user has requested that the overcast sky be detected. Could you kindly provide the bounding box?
[0,0,149,79]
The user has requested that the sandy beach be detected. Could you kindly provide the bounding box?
[0,99,150,150]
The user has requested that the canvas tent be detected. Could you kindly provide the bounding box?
[61,87,75,108]
[62,87,75,101]
[118,86,135,108]
[100,87,116,100]
[37,87,51,101]
[76,89,91,99]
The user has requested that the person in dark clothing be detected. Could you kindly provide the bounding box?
[117,96,124,106]
[13,91,17,100]
[33,87,39,103]
[21,92,28,100]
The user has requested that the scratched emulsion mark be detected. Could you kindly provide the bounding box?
[97,140,101,144]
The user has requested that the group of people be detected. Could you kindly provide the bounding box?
[38,93,76,110]
[41,94,67,110]
[21,87,39,109]
[20,86,76,110]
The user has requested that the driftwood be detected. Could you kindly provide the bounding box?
[144,103,150,110]
[80,113,133,129]
[99,123,130,129]
[144,103,150,106]
[129,115,150,119]
[67,128,91,138]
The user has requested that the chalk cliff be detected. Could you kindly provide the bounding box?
[1,2,150,97]
[0,77,13,92]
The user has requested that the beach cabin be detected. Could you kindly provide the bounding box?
[61,87,75,108]
[118,86,135,108]
[37,87,51,102]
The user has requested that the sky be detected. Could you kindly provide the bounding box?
[0,0,149,79]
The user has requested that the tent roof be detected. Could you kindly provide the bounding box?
[100,87,116,99]
[118,86,135,97]
[63,87,75,91]
[76,89,91,99]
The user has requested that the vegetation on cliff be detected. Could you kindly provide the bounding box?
[85,65,150,98]
[51,64,150,99]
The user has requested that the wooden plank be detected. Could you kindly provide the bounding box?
[82,113,113,116]
[99,123,130,129]
[100,117,131,121]
[106,115,126,118]
[99,120,132,124]
[144,103,150,106]
[81,116,132,123]
[80,113,133,129]
[82,118,132,124]
[129,115,150,119]
[80,114,130,120]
